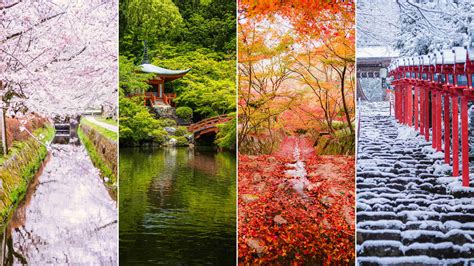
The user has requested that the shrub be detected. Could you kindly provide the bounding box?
[331,120,345,130]
[152,128,168,144]
[176,106,193,121]
[175,136,189,146]
[119,97,160,143]
[174,126,189,136]
[156,118,177,127]
[215,114,236,150]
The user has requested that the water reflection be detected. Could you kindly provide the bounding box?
[1,145,117,265]
[119,147,236,265]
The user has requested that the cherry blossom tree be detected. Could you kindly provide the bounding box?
[0,0,118,116]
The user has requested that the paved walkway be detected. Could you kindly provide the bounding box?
[84,116,118,133]
[357,102,474,265]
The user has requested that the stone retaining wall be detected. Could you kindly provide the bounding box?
[0,129,50,226]
[79,123,117,179]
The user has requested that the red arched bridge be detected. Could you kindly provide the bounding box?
[187,114,231,139]
[389,46,474,187]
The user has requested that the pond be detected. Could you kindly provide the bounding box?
[119,147,236,265]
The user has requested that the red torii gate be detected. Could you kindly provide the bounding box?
[389,47,474,187]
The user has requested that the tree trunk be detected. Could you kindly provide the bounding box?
[340,65,353,134]
[0,85,7,155]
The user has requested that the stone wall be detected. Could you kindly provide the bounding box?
[79,123,117,179]
[0,128,50,226]
[314,133,355,155]
[151,105,176,120]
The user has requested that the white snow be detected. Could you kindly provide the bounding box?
[397,126,419,140]
[437,174,474,194]
[427,152,445,159]
[357,202,372,211]
[358,46,400,59]
[358,240,403,250]
[358,198,392,205]
[357,220,406,230]
[433,163,452,175]
[358,256,473,265]
[400,230,444,240]
[358,101,391,117]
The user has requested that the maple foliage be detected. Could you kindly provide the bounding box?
[238,17,296,154]
[239,0,354,38]
[238,0,355,154]
[238,2,355,263]
[238,152,355,264]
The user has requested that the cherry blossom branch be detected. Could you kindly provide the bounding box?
[1,11,65,43]
[0,1,22,10]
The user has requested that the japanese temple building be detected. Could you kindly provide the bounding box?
[137,42,191,107]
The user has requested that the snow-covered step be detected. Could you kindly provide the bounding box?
[357,229,402,244]
[358,256,474,266]
[357,211,398,221]
[357,220,406,230]
[404,242,474,258]
[358,240,474,259]
[400,229,474,245]
[357,102,474,264]
[357,240,404,257]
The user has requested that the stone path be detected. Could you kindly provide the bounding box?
[357,102,474,265]
[84,116,118,133]
[239,144,355,263]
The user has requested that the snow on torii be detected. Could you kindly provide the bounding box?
[388,43,474,187]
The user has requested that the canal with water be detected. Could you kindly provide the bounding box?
[119,147,236,265]
[0,144,117,265]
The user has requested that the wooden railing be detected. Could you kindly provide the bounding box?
[128,92,176,106]
[188,114,231,137]
[163,93,176,106]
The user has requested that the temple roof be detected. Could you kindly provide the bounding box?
[139,42,190,80]
[358,46,399,59]
[139,63,191,77]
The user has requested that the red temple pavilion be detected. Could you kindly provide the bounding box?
[136,42,191,107]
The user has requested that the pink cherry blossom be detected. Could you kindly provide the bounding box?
[1,0,117,116]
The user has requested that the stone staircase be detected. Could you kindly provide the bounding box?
[53,123,70,144]
[357,112,474,265]
[150,103,176,120]
[52,116,80,145]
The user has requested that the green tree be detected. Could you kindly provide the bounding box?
[151,46,235,118]
[119,97,174,145]
[119,56,153,95]
[215,113,236,150]
[176,106,193,121]
[119,0,237,146]
[120,0,183,57]
[172,0,236,53]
